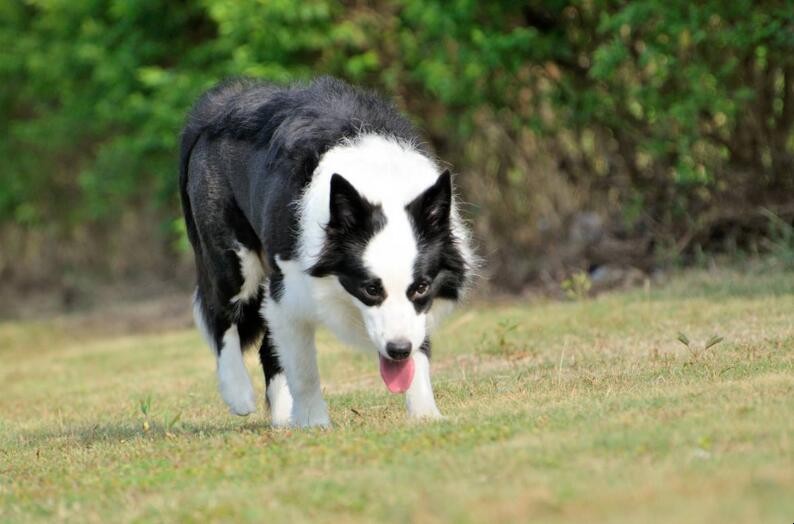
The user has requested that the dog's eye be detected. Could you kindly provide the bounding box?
[411,280,430,300]
[363,282,383,298]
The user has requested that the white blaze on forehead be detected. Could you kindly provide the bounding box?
[299,134,440,268]
[363,208,418,293]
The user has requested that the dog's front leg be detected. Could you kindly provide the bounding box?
[405,340,442,419]
[265,301,330,428]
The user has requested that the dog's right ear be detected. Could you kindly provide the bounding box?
[329,173,368,230]
[405,169,452,238]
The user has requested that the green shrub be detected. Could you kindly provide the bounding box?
[1,1,792,286]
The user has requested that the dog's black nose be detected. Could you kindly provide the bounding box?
[386,339,412,360]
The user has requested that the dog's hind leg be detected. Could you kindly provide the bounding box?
[193,289,257,416]
[217,323,257,416]
[405,339,442,419]
[259,321,293,427]
[184,137,266,417]
[191,237,265,417]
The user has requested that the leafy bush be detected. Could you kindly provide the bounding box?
[1,1,792,288]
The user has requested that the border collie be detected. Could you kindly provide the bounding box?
[179,77,475,427]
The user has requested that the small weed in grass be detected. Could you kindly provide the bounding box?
[481,318,529,359]
[138,394,152,417]
[138,394,153,432]
[137,394,183,436]
[163,411,182,436]
[561,270,592,300]
[676,332,725,360]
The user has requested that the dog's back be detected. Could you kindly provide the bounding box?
[180,77,422,263]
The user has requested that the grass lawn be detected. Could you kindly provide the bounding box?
[1,268,793,523]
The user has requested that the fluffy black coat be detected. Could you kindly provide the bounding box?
[179,77,429,389]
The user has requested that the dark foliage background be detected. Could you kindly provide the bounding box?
[2,0,793,304]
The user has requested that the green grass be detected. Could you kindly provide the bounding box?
[1,269,793,523]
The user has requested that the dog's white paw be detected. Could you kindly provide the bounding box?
[267,373,294,427]
[293,408,331,428]
[292,394,331,428]
[408,404,443,421]
[217,348,256,416]
[220,380,257,416]
[296,413,331,429]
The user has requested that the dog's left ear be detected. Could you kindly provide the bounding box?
[406,170,452,237]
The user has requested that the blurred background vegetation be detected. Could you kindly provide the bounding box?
[1,0,793,312]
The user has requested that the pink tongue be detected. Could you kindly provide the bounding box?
[379,355,415,394]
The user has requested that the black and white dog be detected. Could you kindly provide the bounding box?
[179,77,474,427]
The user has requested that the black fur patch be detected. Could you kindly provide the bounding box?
[406,171,467,312]
[268,270,285,302]
[419,338,432,359]
[180,76,422,270]
[259,323,283,391]
[309,174,388,306]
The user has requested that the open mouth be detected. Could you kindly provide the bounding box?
[378,354,415,394]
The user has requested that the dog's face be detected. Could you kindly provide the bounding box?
[309,171,467,361]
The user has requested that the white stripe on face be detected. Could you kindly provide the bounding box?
[358,207,426,354]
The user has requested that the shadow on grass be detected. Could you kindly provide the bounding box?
[14,418,280,449]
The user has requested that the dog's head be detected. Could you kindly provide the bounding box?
[309,170,468,372]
